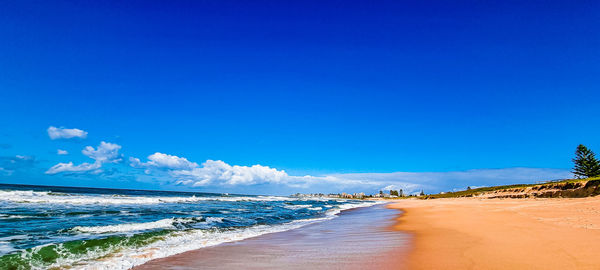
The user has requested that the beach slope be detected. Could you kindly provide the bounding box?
[390,197,600,270]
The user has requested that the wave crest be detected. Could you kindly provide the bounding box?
[0,190,296,205]
[72,218,196,233]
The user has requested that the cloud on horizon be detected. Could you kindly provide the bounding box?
[47,126,88,140]
[130,153,381,190]
[34,127,575,195]
[330,167,573,194]
[128,152,572,195]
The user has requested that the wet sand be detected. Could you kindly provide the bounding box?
[135,204,409,270]
[389,197,600,270]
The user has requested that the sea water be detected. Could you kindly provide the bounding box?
[0,184,378,269]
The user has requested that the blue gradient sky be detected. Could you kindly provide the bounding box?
[0,0,598,194]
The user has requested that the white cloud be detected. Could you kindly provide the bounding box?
[15,155,33,160]
[57,149,68,155]
[45,142,574,195]
[46,161,101,174]
[168,166,570,194]
[130,152,198,170]
[82,142,122,163]
[133,153,570,195]
[112,151,573,195]
[131,153,382,190]
[47,126,88,140]
[46,142,122,175]
[171,160,288,186]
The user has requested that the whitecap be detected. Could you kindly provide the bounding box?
[72,218,196,233]
[204,217,224,223]
[0,190,299,205]
[282,204,312,210]
[0,241,15,255]
[12,201,380,270]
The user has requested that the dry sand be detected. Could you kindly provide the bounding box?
[389,197,600,270]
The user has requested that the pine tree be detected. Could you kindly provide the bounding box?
[572,144,600,178]
[419,190,425,196]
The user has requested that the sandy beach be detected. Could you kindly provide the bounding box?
[390,197,600,270]
[133,197,600,270]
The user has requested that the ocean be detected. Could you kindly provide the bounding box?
[0,183,378,269]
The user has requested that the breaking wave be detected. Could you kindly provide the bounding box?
[0,190,295,205]
[0,202,378,270]
[0,185,382,270]
[72,218,198,233]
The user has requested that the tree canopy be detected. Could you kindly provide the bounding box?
[572,144,600,178]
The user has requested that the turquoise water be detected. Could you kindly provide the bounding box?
[0,184,377,269]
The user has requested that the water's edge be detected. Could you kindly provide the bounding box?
[135,203,409,270]
[0,184,382,270]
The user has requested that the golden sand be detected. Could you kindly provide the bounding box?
[389,197,600,270]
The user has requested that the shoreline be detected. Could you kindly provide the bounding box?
[389,197,600,269]
[134,204,409,270]
[131,196,600,270]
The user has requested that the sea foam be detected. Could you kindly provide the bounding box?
[0,190,294,205]
[6,201,377,270]
[0,186,381,270]
[72,218,196,233]
[74,209,358,269]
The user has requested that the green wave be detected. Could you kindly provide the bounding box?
[0,230,173,270]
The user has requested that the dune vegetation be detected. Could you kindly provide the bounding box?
[418,177,600,199]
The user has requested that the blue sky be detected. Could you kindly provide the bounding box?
[0,0,598,195]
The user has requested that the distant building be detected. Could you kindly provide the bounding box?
[291,191,371,200]
[352,192,365,199]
